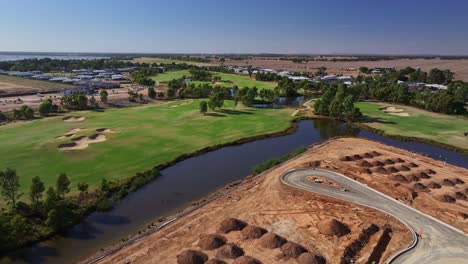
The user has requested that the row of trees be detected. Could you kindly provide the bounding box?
[314,84,362,122]
[0,58,136,72]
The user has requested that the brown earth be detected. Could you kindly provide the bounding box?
[92,138,433,264]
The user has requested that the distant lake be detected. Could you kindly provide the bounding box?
[0,53,111,61]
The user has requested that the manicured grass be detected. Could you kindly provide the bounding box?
[129,57,213,66]
[152,70,277,90]
[0,75,73,93]
[356,102,468,150]
[0,100,293,202]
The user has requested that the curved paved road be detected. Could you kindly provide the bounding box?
[281,168,468,264]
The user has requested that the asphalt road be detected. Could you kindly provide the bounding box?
[281,168,468,264]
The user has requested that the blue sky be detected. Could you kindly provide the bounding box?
[1,0,468,55]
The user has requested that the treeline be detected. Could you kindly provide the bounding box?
[314,84,362,121]
[0,58,136,72]
[0,166,160,253]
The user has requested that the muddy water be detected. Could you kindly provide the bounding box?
[3,120,467,264]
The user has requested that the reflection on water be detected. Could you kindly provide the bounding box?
[2,120,467,264]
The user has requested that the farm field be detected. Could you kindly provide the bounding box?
[356,101,468,150]
[0,100,293,203]
[128,57,212,66]
[0,75,73,95]
[152,70,277,90]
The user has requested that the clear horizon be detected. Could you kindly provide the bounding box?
[1,0,468,55]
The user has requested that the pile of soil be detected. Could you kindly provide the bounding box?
[465,188,468,195]
[370,151,382,157]
[436,194,456,203]
[417,172,431,179]
[363,153,373,158]
[372,167,388,174]
[423,169,436,174]
[232,256,262,264]
[398,165,411,171]
[386,166,399,173]
[361,168,372,174]
[198,234,227,250]
[177,250,208,264]
[216,243,244,259]
[352,154,363,160]
[406,174,420,182]
[389,174,408,182]
[317,219,350,237]
[339,156,353,162]
[357,160,373,167]
[453,178,465,185]
[218,218,247,234]
[393,158,405,163]
[297,253,326,264]
[205,259,226,264]
[407,162,419,168]
[384,159,395,165]
[455,192,467,200]
[441,179,456,186]
[280,242,308,258]
[427,182,442,189]
[240,225,267,239]
[413,183,429,192]
[371,160,385,167]
[258,232,287,249]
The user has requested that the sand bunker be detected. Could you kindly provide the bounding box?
[58,134,106,150]
[218,218,247,234]
[317,219,350,237]
[258,233,287,249]
[56,128,84,139]
[198,234,227,250]
[233,256,262,264]
[436,194,456,203]
[63,116,85,122]
[297,253,326,264]
[383,106,410,116]
[241,225,267,240]
[280,242,308,258]
[177,250,208,264]
[96,128,115,133]
[216,243,244,259]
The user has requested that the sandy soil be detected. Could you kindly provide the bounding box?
[58,134,106,150]
[382,106,410,117]
[92,138,438,264]
[220,58,468,81]
[63,116,85,122]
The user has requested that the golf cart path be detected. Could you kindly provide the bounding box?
[281,168,468,264]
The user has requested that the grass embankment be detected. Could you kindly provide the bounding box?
[151,70,277,90]
[356,102,468,150]
[0,100,293,204]
[0,75,73,94]
[252,146,307,175]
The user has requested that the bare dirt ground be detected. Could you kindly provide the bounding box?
[92,138,455,264]
[220,58,468,81]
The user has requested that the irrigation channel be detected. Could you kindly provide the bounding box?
[2,119,467,264]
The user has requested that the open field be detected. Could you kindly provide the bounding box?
[356,102,468,150]
[0,100,293,202]
[152,70,277,90]
[222,58,468,81]
[0,75,73,95]
[128,57,213,66]
[94,138,439,264]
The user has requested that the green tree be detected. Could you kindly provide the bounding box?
[359,67,369,74]
[45,209,60,228]
[100,90,108,104]
[56,173,70,199]
[39,99,53,116]
[44,187,58,210]
[10,215,32,242]
[101,178,110,192]
[199,100,208,115]
[77,182,88,199]
[0,111,6,122]
[30,176,45,209]
[89,96,97,108]
[148,87,156,99]
[329,87,346,117]
[0,168,21,208]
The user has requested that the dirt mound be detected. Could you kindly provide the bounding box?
[357,160,373,167]
[465,188,468,195]
[453,178,465,185]
[370,151,382,157]
[398,165,411,171]
[417,172,431,179]
[393,158,405,163]
[317,219,350,237]
[63,116,85,122]
[258,232,287,249]
[205,259,226,264]
[361,168,372,174]
[436,195,456,203]
[441,179,456,186]
[423,168,436,174]
[216,243,244,259]
[297,253,326,264]
[241,225,267,239]
[389,174,407,182]
[455,192,467,200]
[280,242,308,258]
[427,182,442,189]
[339,156,353,162]
[198,234,227,250]
[386,166,399,173]
[406,174,420,182]
[177,250,208,264]
[372,167,388,174]
[407,162,419,168]
[218,218,247,234]
[383,159,395,165]
[371,160,385,167]
[232,256,262,264]
[363,153,373,159]
[413,183,429,192]
[352,154,363,160]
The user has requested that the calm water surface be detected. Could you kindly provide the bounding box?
[3,120,467,264]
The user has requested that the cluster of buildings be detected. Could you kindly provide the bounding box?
[397,81,448,91]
